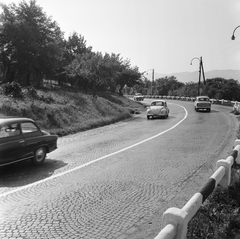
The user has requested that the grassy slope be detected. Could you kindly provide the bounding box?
[0,88,146,136]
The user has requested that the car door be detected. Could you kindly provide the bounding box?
[0,122,27,165]
[20,121,43,158]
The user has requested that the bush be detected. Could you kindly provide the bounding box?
[187,164,240,238]
[26,86,39,99]
[2,81,23,98]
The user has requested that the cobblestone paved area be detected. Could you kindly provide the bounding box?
[0,102,238,239]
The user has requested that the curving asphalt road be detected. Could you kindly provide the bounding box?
[0,99,238,239]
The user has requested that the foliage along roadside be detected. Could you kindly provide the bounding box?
[187,118,240,239]
[0,85,145,136]
[0,1,142,95]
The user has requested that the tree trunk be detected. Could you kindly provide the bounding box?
[26,72,31,86]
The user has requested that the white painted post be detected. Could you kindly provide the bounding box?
[216,159,232,188]
[161,207,188,239]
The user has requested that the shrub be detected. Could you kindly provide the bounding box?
[187,164,240,238]
[39,93,55,104]
[2,81,23,98]
[26,86,39,100]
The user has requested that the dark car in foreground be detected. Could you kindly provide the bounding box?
[0,118,58,167]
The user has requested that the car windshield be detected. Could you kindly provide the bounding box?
[151,101,164,106]
[0,123,20,138]
[198,98,209,101]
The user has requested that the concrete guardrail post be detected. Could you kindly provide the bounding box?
[216,159,232,188]
[160,207,187,239]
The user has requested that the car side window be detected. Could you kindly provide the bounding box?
[21,122,38,134]
[0,123,21,138]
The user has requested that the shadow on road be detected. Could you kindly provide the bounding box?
[0,158,67,188]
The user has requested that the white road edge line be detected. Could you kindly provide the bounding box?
[0,104,188,198]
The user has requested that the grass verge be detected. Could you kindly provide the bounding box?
[0,87,145,136]
[187,117,240,239]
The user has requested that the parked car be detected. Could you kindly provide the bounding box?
[233,101,240,114]
[0,118,58,167]
[194,96,211,112]
[147,100,169,119]
[133,93,144,101]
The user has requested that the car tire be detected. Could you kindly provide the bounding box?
[32,146,46,165]
[147,115,150,120]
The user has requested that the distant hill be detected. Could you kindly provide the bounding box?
[154,70,240,83]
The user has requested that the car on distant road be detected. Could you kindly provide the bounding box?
[133,93,144,101]
[0,118,58,167]
[194,96,211,112]
[147,100,169,119]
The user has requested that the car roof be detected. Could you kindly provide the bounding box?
[197,96,209,98]
[0,118,34,126]
[151,100,166,103]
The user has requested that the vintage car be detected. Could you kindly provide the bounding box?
[0,118,58,167]
[194,96,211,112]
[133,93,144,101]
[147,100,169,119]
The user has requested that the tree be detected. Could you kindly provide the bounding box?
[154,76,184,96]
[205,78,240,101]
[65,51,108,95]
[116,63,142,96]
[0,0,64,87]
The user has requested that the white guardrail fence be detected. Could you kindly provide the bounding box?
[154,140,240,239]
[127,94,240,114]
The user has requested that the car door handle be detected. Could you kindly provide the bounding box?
[19,140,25,143]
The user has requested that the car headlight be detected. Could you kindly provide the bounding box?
[147,110,152,114]
[160,108,167,113]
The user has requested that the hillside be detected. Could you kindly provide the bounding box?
[0,88,145,136]
[154,69,240,83]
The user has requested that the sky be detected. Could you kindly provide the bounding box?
[1,0,240,75]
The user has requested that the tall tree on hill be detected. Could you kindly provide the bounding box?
[57,32,92,87]
[0,0,64,87]
[116,63,142,96]
[65,51,109,95]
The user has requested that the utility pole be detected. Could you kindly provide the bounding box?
[152,69,154,95]
[191,57,206,96]
[198,57,202,96]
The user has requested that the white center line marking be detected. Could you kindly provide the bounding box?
[0,104,188,198]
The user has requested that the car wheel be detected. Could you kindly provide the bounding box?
[32,146,46,165]
[195,108,198,112]
[147,115,150,120]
